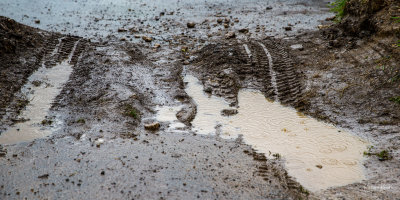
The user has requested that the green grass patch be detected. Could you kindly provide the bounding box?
[124,105,140,119]
[392,16,400,23]
[329,0,347,22]
[389,96,400,104]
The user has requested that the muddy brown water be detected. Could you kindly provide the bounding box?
[157,73,368,192]
[0,41,79,145]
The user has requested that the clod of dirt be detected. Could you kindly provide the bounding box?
[284,26,292,31]
[225,31,236,39]
[142,36,153,42]
[38,174,49,179]
[144,122,160,131]
[239,28,249,33]
[221,109,238,116]
[187,22,196,28]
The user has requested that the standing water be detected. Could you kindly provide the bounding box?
[178,74,368,192]
[0,41,78,145]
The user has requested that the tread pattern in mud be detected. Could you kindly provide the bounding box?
[239,40,302,105]
[260,40,302,105]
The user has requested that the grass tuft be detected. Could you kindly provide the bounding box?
[329,0,348,22]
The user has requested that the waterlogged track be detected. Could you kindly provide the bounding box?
[0,36,87,144]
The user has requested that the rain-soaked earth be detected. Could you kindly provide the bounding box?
[1,0,400,199]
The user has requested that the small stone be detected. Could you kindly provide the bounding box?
[225,31,236,39]
[38,174,49,179]
[134,35,141,38]
[155,16,160,21]
[221,109,238,116]
[316,165,323,169]
[239,28,249,33]
[290,44,304,51]
[284,26,292,31]
[224,23,229,28]
[187,22,196,28]
[266,6,273,10]
[154,43,161,48]
[144,122,160,131]
[142,36,153,42]
[117,28,127,32]
[224,18,230,23]
[100,171,105,175]
[94,138,105,148]
[217,18,223,23]
[183,60,190,65]
[34,20,40,24]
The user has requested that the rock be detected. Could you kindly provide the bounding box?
[144,122,160,131]
[316,165,323,169]
[118,28,127,32]
[183,60,190,65]
[142,36,153,42]
[94,138,105,148]
[224,23,229,28]
[155,16,160,21]
[224,18,230,23]
[317,25,330,29]
[217,18,223,23]
[225,31,236,39]
[160,12,165,16]
[34,20,40,24]
[134,35,141,38]
[38,174,49,179]
[239,28,249,33]
[290,44,304,51]
[266,6,273,10]
[187,22,196,28]
[221,109,238,116]
[154,43,161,48]
[284,26,292,31]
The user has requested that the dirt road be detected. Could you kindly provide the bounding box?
[1,0,399,199]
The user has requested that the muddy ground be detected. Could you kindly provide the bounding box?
[1,0,400,199]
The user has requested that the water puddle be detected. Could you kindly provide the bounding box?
[176,74,368,191]
[0,41,78,145]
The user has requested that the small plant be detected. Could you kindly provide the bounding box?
[389,96,400,104]
[392,16,400,23]
[329,0,347,22]
[376,150,392,161]
[76,118,85,123]
[124,105,140,119]
[364,146,392,161]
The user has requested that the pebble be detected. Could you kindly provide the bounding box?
[225,31,236,39]
[144,122,160,131]
[142,36,153,42]
[187,22,196,28]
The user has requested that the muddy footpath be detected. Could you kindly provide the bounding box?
[0,0,400,199]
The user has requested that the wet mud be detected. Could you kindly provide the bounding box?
[0,0,399,199]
